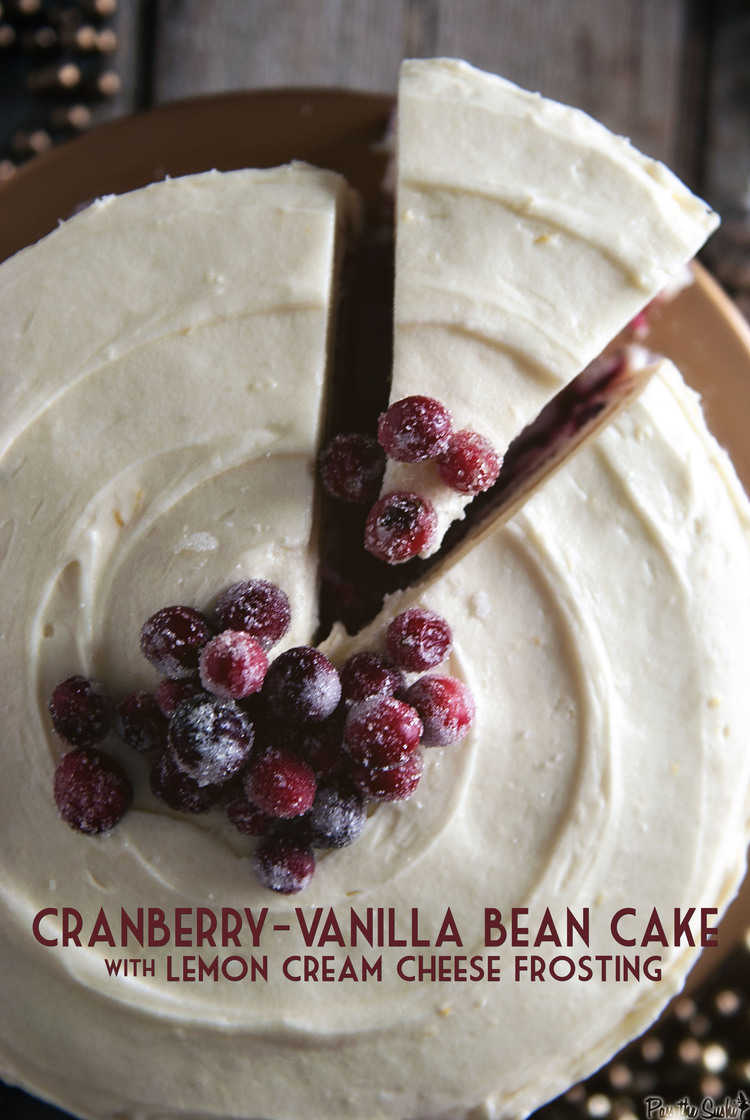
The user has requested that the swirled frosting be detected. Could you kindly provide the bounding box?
[383,59,720,553]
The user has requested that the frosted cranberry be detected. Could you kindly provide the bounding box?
[293,712,346,777]
[150,750,221,813]
[116,691,168,753]
[378,395,453,462]
[226,796,274,837]
[344,696,422,771]
[155,677,204,717]
[340,651,405,706]
[263,646,341,724]
[308,785,367,848]
[245,747,317,819]
[199,630,268,700]
[386,607,453,672]
[350,751,424,802]
[54,748,132,834]
[253,834,315,894]
[364,491,437,564]
[48,675,112,747]
[168,697,253,787]
[214,579,290,650]
[405,675,476,746]
[140,605,213,679]
[319,433,386,504]
[438,429,502,494]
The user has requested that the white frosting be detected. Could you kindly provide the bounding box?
[384,59,719,553]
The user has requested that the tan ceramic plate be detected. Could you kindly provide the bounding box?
[0,87,748,1054]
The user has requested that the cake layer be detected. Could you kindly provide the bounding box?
[384,59,719,554]
[3,358,748,1120]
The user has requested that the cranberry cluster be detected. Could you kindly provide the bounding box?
[320,395,501,565]
[48,585,475,894]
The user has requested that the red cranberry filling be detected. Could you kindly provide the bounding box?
[438,429,502,494]
[405,675,476,746]
[214,579,290,650]
[48,675,112,748]
[344,695,423,771]
[319,432,386,504]
[199,630,268,700]
[364,491,437,564]
[140,605,213,679]
[54,747,132,834]
[378,395,453,462]
[386,607,453,672]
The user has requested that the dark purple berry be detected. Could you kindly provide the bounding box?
[150,750,221,813]
[438,429,501,494]
[364,491,437,564]
[199,630,268,699]
[344,696,422,771]
[386,607,453,672]
[308,785,367,848]
[378,395,453,462]
[350,751,424,802]
[319,432,386,504]
[405,675,476,746]
[226,796,274,836]
[214,579,290,650]
[48,675,112,747]
[263,646,341,724]
[116,691,168,753]
[168,696,253,787]
[340,651,405,706]
[253,834,315,894]
[245,747,317,819]
[54,748,132,834]
[140,605,213,679]
[155,677,205,717]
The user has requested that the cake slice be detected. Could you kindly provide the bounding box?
[380,58,719,555]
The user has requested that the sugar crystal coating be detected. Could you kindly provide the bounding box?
[340,651,406,705]
[308,785,367,848]
[344,695,423,771]
[350,751,424,802]
[214,579,290,650]
[245,746,317,819]
[378,395,453,462]
[438,429,502,494]
[150,749,221,813]
[199,630,268,700]
[253,834,315,894]
[263,646,341,724]
[54,747,132,834]
[405,675,476,746]
[48,675,112,747]
[168,696,254,787]
[140,605,213,679]
[319,432,386,504]
[364,491,438,564]
[386,607,453,672]
[116,691,168,753]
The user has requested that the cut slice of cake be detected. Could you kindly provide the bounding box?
[380,58,719,555]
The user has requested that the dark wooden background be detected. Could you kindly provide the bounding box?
[0,0,748,314]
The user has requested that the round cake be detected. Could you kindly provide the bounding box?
[1,61,749,1120]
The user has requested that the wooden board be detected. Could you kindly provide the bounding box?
[0,86,747,985]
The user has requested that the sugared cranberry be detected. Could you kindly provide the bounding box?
[253,834,315,894]
[386,607,453,672]
[364,491,437,564]
[350,751,424,802]
[378,395,453,462]
[116,691,168,753]
[168,697,253,787]
[340,651,405,706]
[54,748,132,834]
[405,675,476,746]
[263,646,341,724]
[48,675,112,747]
[245,747,317,819]
[292,712,346,777]
[344,696,422,771]
[199,630,268,700]
[150,750,221,813]
[214,579,290,650]
[140,605,213,679]
[438,430,502,494]
[308,785,367,848]
[226,796,274,836]
[319,433,386,504]
[155,677,205,717]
